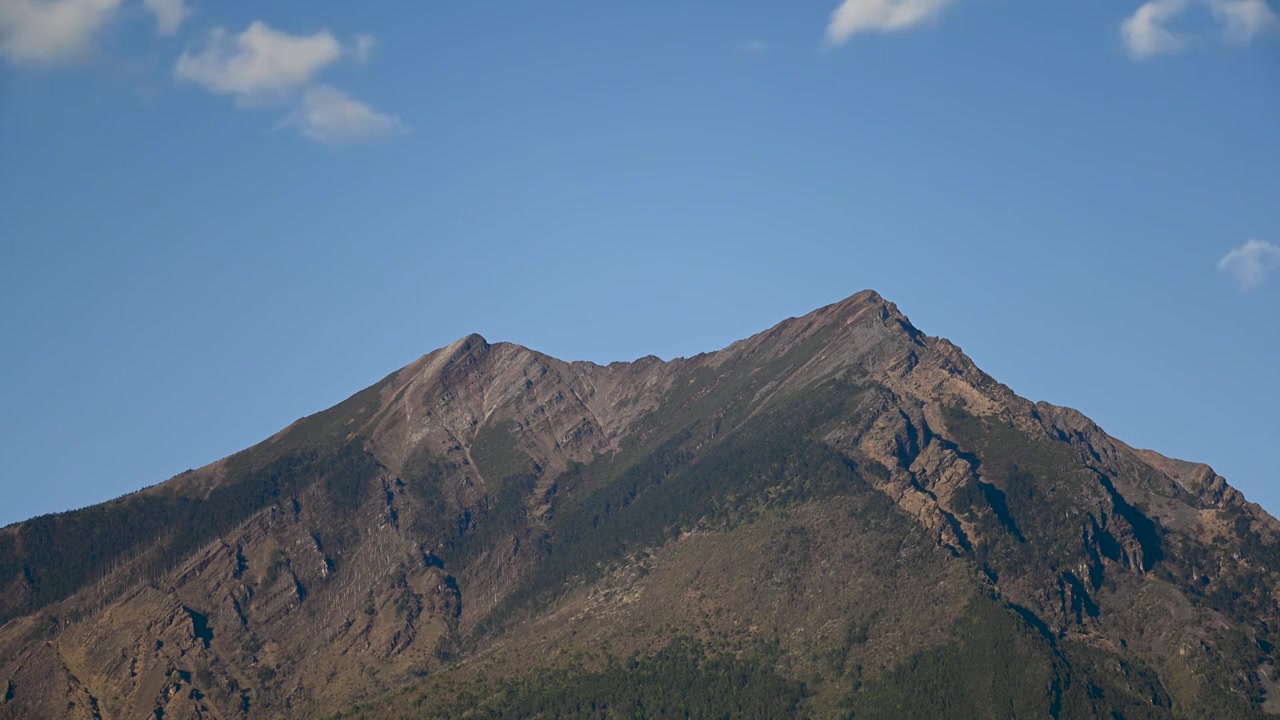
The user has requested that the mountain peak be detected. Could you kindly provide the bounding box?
[448,332,489,353]
[413,331,492,376]
[828,287,887,309]
[2,293,1275,720]
[808,289,920,337]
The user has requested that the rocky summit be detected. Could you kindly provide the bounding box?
[2,290,1278,719]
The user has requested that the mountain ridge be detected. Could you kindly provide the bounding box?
[2,290,1277,719]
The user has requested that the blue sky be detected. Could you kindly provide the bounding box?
[0,0,1277,526]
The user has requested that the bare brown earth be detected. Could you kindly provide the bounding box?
[2,290,1278,718]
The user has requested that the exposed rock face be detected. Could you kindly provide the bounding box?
[2,290,1278,718]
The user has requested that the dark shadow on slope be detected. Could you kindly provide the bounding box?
[1096,472,1163,571]
[184,607,213,649]
[977,480,1025,542]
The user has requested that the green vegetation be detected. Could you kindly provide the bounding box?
[400,445,455,543]
[332,638,807,720]
[848,596,1174,719]
[334,595,1190,720]
[471,419,537,484]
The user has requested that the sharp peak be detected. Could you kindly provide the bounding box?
[815,288,897,315]
[834,288,887,305]
[799,289,921,335]
[449,332,489,349]
[434,331,562,367]
[404,332,494,378]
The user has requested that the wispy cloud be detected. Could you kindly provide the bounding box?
[1121,0,1278,59]
[817,0,1274,53]
[0,0,123,63]
[142,0,190,36]
[175,21,403,145]
[739,38,768,53]
[1122,0,1192,58]
[825,0,956,45]
[0,0,196,64]
[353,32,375,64]
[1218,239,1280,291]
[281,84,404,145]
[1209,0,1280,42]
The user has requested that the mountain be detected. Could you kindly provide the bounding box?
[2,290,1279,719]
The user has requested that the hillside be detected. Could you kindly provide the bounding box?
[2,290,1278,719]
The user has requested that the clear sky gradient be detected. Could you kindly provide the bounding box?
[1,0,1277,526]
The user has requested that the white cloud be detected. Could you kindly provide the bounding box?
[825,0,955,44]
[174,21,343,103]
[173,23,402,145]
[353,32,375,63]
[0,0,122,63]
[1218,239,1280,290]
[1122,0,1192,58]
[1122,0,1278,58]
[1208,0,1279,43]
[281,84,404,144]
[142,0,188,35]
[739,38,768,53]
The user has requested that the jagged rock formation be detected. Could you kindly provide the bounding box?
[2,291,1278,718]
